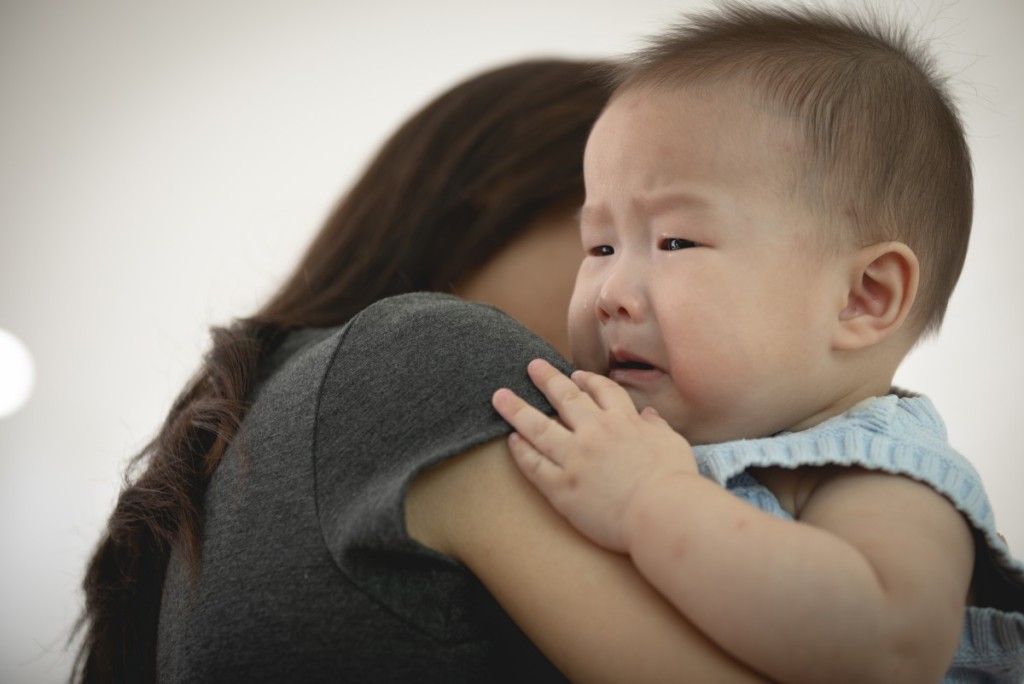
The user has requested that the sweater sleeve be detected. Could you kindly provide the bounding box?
[312,292,573,639]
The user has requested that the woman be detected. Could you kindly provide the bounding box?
[72,57,605,683]
[74,58,767,683]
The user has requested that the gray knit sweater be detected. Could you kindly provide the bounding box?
[157,293,572,682]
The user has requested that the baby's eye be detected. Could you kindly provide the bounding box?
[660,237,699,251]
[589,245,614,256]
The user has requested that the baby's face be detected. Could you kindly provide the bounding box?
[569,85,852,444]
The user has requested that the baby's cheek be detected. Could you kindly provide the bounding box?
[661,362,734,441]
[566,301,598,361]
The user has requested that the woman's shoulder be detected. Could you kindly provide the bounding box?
[345,291,531,345]
[254,294,494,393]
[335,292,571,386]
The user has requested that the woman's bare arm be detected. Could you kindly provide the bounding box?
[406,438,770,684]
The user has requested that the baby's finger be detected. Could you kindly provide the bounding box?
[571,369,638,413]
[640,405,668,425]
[492,387,569,461]
[525,359,599,428]
[507,432,566,499]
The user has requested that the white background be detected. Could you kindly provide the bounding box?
[1,1,1021,681]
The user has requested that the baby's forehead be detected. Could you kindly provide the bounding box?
[610,77,804,133]
[585,88,829,225]
[599,81,809,167]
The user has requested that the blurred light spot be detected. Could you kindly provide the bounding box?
[0,328,35,418]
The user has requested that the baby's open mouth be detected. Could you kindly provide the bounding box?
[614,360,655,371]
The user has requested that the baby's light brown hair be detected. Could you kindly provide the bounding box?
[611,2,973,337]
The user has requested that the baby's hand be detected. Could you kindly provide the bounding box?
[491,358,697,552]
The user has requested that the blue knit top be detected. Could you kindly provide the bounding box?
[693,394,1024,683]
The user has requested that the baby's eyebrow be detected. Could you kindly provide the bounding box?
[633,191,710,218]
[578,192,710,227]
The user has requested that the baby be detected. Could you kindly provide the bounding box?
[492,4,1024,683]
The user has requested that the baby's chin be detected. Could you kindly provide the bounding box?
[644,406,760,446]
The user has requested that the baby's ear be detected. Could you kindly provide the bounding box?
[833,242,919,351]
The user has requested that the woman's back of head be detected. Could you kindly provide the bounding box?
[260,58,611,329]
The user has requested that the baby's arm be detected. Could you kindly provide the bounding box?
[492,359,975,684]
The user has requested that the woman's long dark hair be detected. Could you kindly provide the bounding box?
[72,58,610,683]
